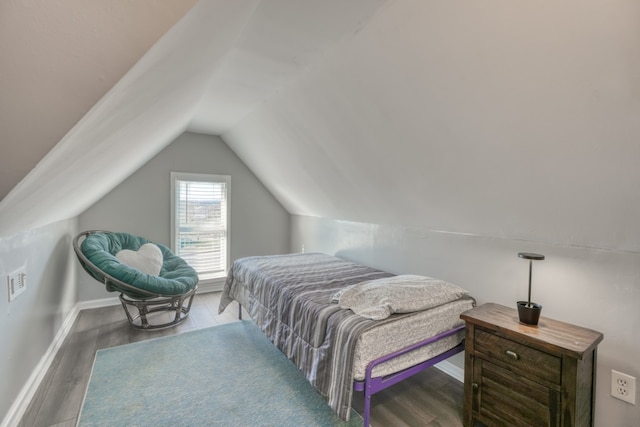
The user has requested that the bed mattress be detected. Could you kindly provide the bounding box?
[353,296,474,380]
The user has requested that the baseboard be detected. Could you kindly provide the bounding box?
[434,360,464,383]
[1,304,81,427]
[76,296,120,310]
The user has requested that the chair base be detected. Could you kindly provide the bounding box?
[119,287,197,330]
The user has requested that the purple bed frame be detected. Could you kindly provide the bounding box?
[239,305,465,427]
[353,324,465,427]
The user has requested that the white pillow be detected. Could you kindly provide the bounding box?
[115,243,163,276]
[334,274,468,320]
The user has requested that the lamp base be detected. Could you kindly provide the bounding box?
[517,301,542,325]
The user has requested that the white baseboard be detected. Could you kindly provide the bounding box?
[1,304,81,427]
[76,296,120,310]
[434,360,464,383]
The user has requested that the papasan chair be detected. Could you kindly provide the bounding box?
[74,230,199,330]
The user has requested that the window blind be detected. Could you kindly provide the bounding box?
[174,178,228,278]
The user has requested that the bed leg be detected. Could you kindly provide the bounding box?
[238,303,242,320]
[363,389,371,427]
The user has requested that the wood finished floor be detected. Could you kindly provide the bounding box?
[19,292,464,427]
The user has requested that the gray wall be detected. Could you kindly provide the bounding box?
[78,131,290,301]
[0,219,78,422]
[291,215,639,427]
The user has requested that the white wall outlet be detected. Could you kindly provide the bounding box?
[7,266,26,302]
[611,369,636,405]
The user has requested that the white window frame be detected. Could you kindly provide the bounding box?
[170,172,231,286]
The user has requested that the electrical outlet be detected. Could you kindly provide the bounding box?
[611,370,636,405]
[7,266,26,302]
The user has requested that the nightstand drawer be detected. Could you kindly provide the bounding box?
[475,328,561,384]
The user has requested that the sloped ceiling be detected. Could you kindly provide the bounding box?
[0,0,386,237]
[224,0,640,252]
[0,0,197,200]
[2,1,639,253]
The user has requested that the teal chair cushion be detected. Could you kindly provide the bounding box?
[80,232,198,297]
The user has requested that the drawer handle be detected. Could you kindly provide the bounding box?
[505,350,519,360]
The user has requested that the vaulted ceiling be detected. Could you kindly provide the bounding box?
[1,0,639,252]
[0,0,197,200]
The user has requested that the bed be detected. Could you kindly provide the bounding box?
[218,253,475,426]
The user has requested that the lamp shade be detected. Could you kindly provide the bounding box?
[518,252,545,261]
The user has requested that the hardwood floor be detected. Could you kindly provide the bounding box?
[18,292,464,427]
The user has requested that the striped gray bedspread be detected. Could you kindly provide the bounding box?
[218,253,454,420]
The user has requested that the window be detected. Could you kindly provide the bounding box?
[171,172,230,283]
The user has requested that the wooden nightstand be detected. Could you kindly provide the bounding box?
[461,303,603,427]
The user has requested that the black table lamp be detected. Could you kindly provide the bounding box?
[517,252,545,325]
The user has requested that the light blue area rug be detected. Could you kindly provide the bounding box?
[78,320,362,426]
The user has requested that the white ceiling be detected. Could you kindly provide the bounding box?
[0,0,387,237]
[0,0,197,200]
[188,0,387,135]
[1,0,639,253]
[223,0,640,252]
